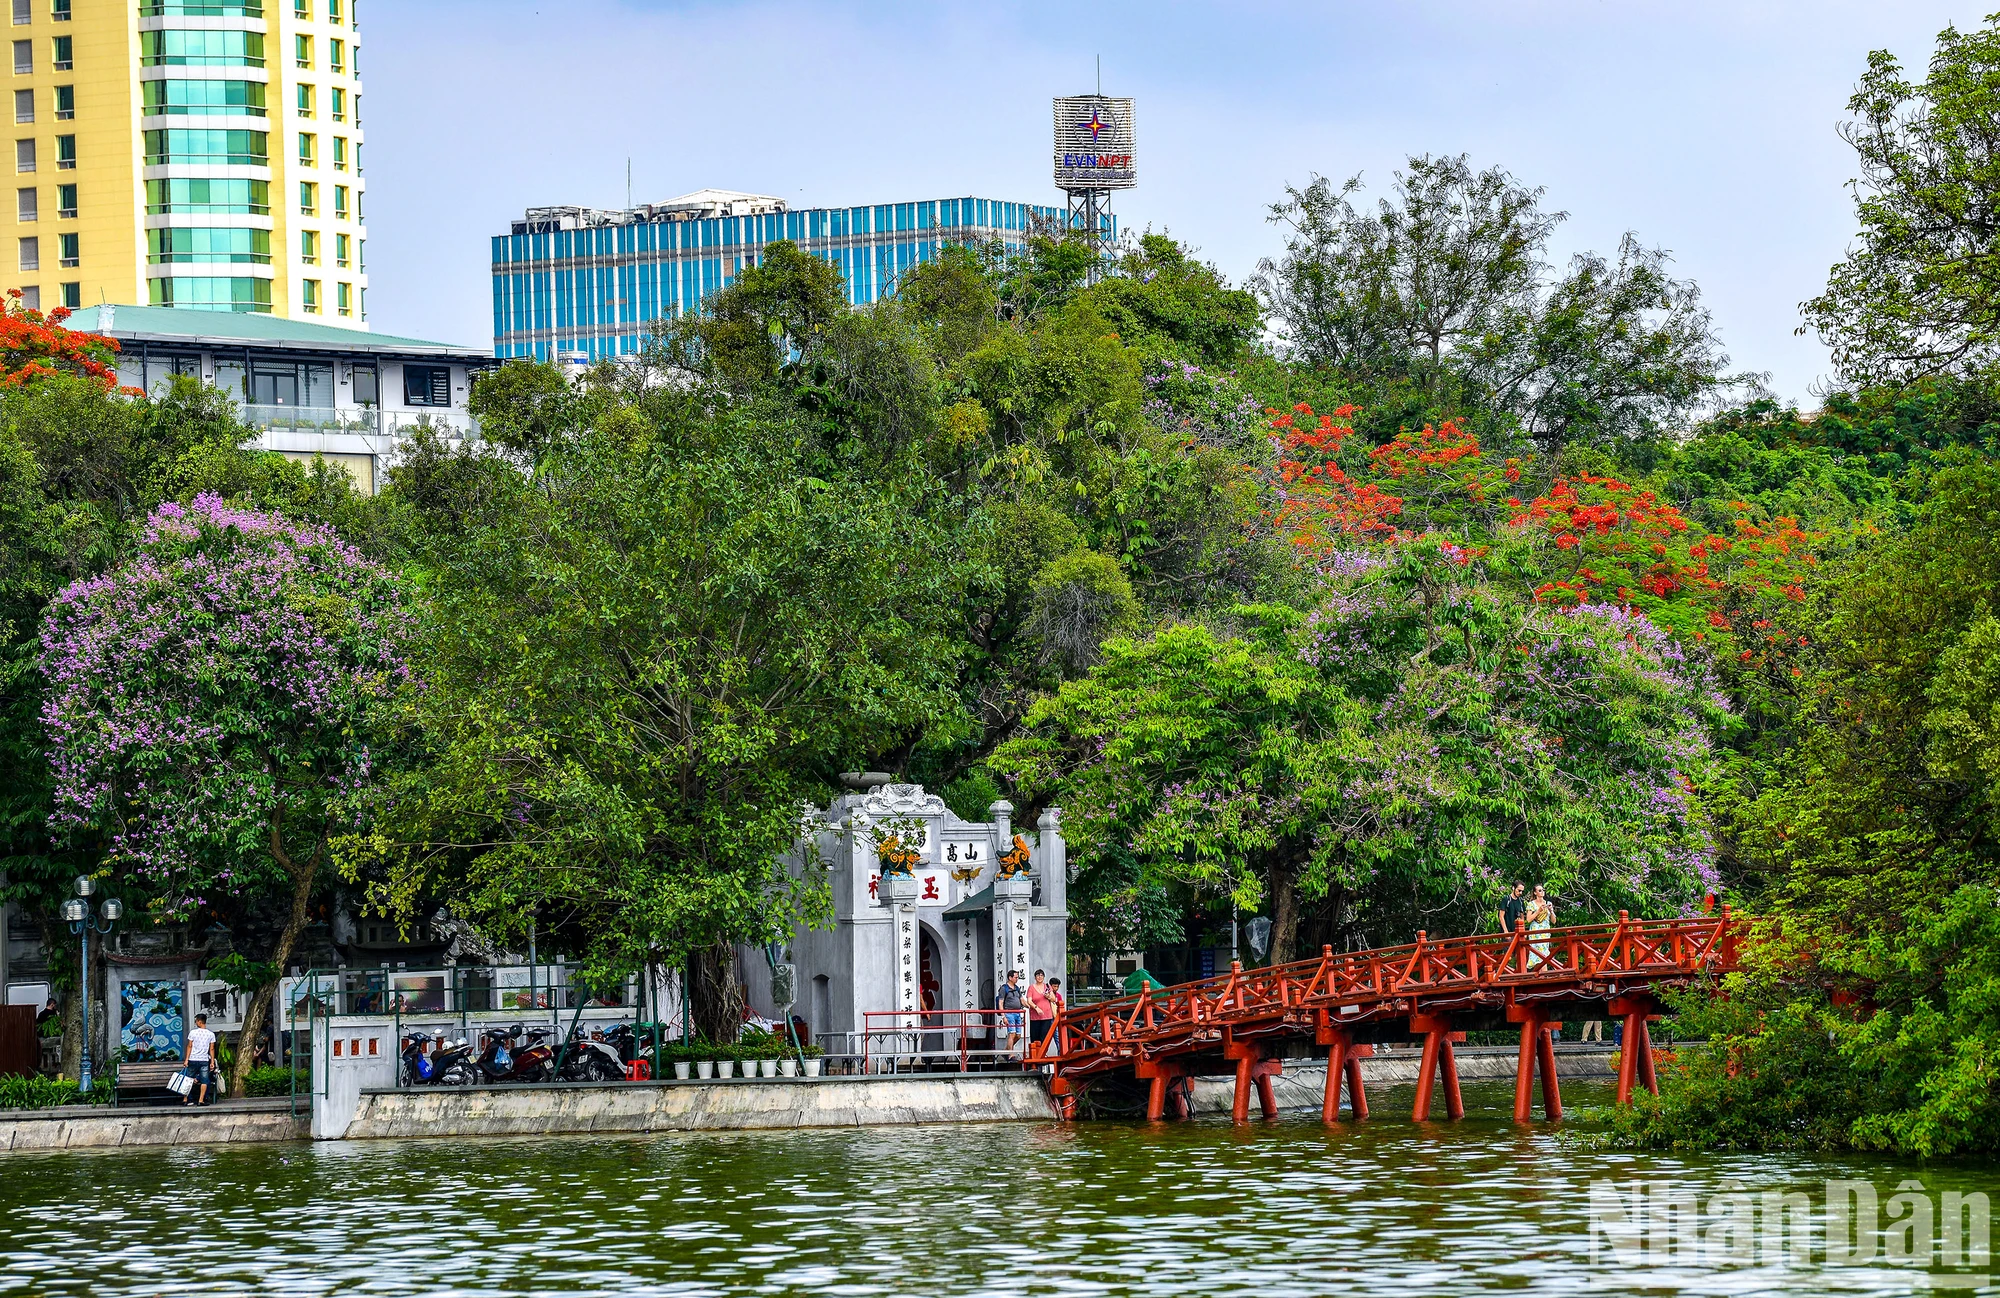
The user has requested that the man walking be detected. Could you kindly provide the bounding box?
[995,970,1025,1058]
[184,1012,218,1107]
[1500,883,1527,934]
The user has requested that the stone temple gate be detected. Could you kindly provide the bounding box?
[739,779,1067,1054]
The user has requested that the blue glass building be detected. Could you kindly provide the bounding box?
[490,188,1107,361]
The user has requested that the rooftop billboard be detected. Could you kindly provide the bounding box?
[1053,96,1136,192]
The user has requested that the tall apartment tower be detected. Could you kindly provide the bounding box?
[6,0,366,326]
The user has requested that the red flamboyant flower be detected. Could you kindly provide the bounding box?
[0,289,122,391]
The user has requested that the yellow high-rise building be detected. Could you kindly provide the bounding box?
[6,0,365,326]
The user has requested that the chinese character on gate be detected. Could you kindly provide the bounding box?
[868,877,879,899]
[922,877,939,901]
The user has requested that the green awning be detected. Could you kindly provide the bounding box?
[943,883,995,919]
[1123,968,1165,994]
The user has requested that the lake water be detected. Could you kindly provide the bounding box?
[1,1081,1993,1296]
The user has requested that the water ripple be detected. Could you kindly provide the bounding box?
[0,1082,1991,1296]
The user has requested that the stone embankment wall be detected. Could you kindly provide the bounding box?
[337,1074,1056,1140]
[0,1047,1621,1151]
[0,1102,309,1152]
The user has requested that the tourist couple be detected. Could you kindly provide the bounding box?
[1499,883,1556,965]
[995,969,1063,1058]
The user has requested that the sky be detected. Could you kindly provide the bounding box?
[364,0,1983,406]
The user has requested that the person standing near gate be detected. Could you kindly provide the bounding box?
[183,1013,218,1107]
[1500,883,1527,935]
[996,971,1025,1057]
[1026,970,1055,1056]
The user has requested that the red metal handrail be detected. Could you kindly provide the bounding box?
[1032,910,1743,1076]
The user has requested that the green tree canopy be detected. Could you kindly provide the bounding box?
[995,543,1728,963]
[1805,15,2000,383]
[344,393,980,1035]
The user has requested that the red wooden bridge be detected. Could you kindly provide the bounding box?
[1028,909,1742,1124]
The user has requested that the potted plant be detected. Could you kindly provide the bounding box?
[751,1030,782,1078]
[802,1043,824,1078]
[735,1028,774,1078]
[695,1040,716,1079]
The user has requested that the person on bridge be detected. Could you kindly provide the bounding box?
[1526,886,1555,968]
[1027,970,1056,1054]
[1500,883,1527,935]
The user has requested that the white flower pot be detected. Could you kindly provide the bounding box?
[803,1058,821,1078]
[778,1058,798,1078]
[759,1058,778,1078]
[718,1059,736,1078]
[673,1062,691,1081]
[696,1060,714,1079]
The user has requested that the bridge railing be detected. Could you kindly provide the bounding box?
[1031,910,1742,1071]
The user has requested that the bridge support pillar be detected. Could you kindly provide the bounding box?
[1047,1075,1077,1122]
[1315,1022,1375,1122]
[1222,1037,1281,1123]
[1609,994,1662,1105]
[1408,1012,1466,1121]
[1133,1058,1192,1122]
[1506,1002,1563,1122]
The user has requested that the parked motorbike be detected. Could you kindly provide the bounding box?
[429,1032,476,1085]
[474,1024,556,1084]
[511,1028,556,1083]
[600,1022,639,1065]
[557,1026,626,1082]
[401,1030,475,1086]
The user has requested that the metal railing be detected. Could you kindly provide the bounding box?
[850,1009,1038,1075]
[243,405,481,440]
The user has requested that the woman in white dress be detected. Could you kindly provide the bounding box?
[1525,885,1555,969]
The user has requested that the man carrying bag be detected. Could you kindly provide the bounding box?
[181,1013,218,1107]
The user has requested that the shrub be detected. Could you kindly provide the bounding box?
[243,1065,307,1098]
[0,1074,111,1110]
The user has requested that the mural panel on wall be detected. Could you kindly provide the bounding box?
[120,980,186,1062]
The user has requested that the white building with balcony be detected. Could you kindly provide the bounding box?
[91,303,495,494]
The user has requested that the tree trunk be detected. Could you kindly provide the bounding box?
[1269,861,1301,967]
[38,914,83,1083]
[689,939,745,1045]
[231,819,319,1092]
[59,988,80,1082]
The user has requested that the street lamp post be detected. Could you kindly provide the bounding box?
[60,875,122,1093]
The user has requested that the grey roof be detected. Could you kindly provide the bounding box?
[84,304,494,363]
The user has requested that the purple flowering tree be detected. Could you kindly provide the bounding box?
[40,494,411,1084]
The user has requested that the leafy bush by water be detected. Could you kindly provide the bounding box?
[243,1066,307,1098]
[0,1075,111,1110]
